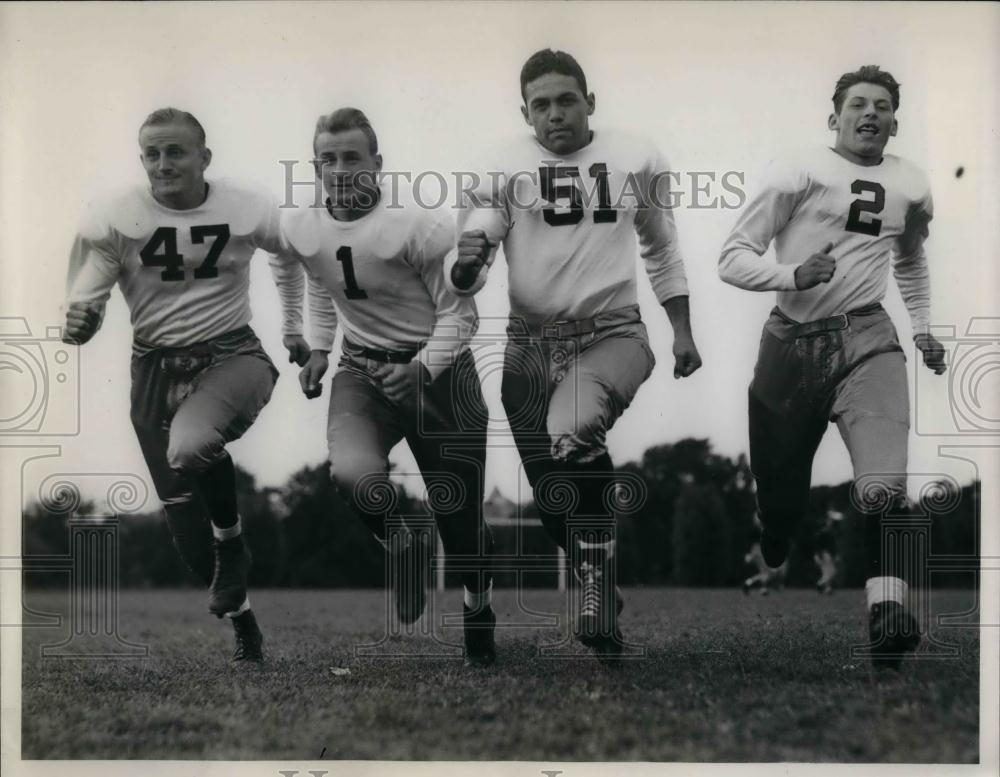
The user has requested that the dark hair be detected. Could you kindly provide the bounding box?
[520,49,588,102]
[139,108,206,146]
[313,107,379,155]
[832,65,901,113]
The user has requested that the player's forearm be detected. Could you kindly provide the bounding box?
[661,295,694,338]
[306,276,338,352]
[893,246,931,336]
[267,253,305,335]
[718,245,799,291]
[417,307,477,382]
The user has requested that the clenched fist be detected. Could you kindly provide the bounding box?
[62,301,104,345]
[794,243,837,290]
[451,229,495,291]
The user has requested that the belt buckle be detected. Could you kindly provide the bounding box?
[543,320,569,339]
[831,313,849,331]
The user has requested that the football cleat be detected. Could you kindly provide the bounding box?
[231,610,264,663]
[208,536,252,618]
[868,601,920,670]
[463,603,497,667]
[391,531,430,625]
[573,549,622,656]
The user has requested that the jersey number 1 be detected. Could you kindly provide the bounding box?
[139,225,231,281]
[336,246,368,300]
[845,180,885,237]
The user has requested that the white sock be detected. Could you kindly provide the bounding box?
[464,583,493,610]
[224,598,251,619]
[578,538,616,558]
[212,517,242,542]
[865,576,908,609]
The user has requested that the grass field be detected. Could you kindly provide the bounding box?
[21,587,979,762]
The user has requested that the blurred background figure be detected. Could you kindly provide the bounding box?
[742,540,787,596]
[813,508,844,595]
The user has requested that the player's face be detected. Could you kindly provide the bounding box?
[829,83,897,165]
[313,129,382,208]
[521,73,595,155]
[138,122,211,208]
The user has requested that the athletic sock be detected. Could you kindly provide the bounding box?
[464,583,493,611]
[199,452,239,530]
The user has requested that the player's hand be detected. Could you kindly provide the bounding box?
[793,243,837,289]
[452,230,495,290]
[62,301,103,345]
[915,333,947,375]
[283,334,311,367]
[299,351,329,399]
[374,361,430,407]
[672,334,703,379]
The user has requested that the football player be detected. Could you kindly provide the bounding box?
[446,49,701,661]
[742,540,787,596]
[272,108,496,667]
[63,108,301,663]
[719,66,947,669]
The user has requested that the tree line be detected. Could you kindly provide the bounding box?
[22,439,978,589]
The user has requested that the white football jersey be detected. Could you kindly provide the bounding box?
[719,147,933,333]
[274,186,476,380]
[444,129,689,325]
[66,179,293,347]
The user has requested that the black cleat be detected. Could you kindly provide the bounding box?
[868,601,920,671]
[463,603,497,667]
[391,531,430,625]
[208,536,252,618]
[231,610,264,663]
[574,551,623,662]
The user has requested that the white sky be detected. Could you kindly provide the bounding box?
[1,2,998,510]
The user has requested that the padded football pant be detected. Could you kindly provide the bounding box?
[130,326,278,585]
[326,346,493,593]
[501,305,655,553]
[748,305,910,582]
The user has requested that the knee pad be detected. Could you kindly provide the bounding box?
[167,431,224,474]
[852,473,908,516]
[329,457,394,514]
[550,429,607,465]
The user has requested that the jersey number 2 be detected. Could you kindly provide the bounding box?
[139,225,231,281]
[845,180,885,237]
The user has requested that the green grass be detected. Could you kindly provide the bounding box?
[21,587,979,761]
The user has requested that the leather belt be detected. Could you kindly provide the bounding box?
[776,303,884,339]
[343,339,418,364]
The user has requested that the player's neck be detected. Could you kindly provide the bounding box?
[151,182,209,210]
[326,189,381,222]
[831,145,884,167]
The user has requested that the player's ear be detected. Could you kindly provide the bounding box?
[200,146,212,171]
[827,113,839,131]
[586,92,596,116]
[374,153,383,172]
[889,118,898,137]
[520,104,530,126]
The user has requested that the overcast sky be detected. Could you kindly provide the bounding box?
[1,2,997,513]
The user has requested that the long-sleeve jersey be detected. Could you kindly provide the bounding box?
[718,147,934,334]
[273,186,477,381]
[65,178,300,348]
[443,129,690,325]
